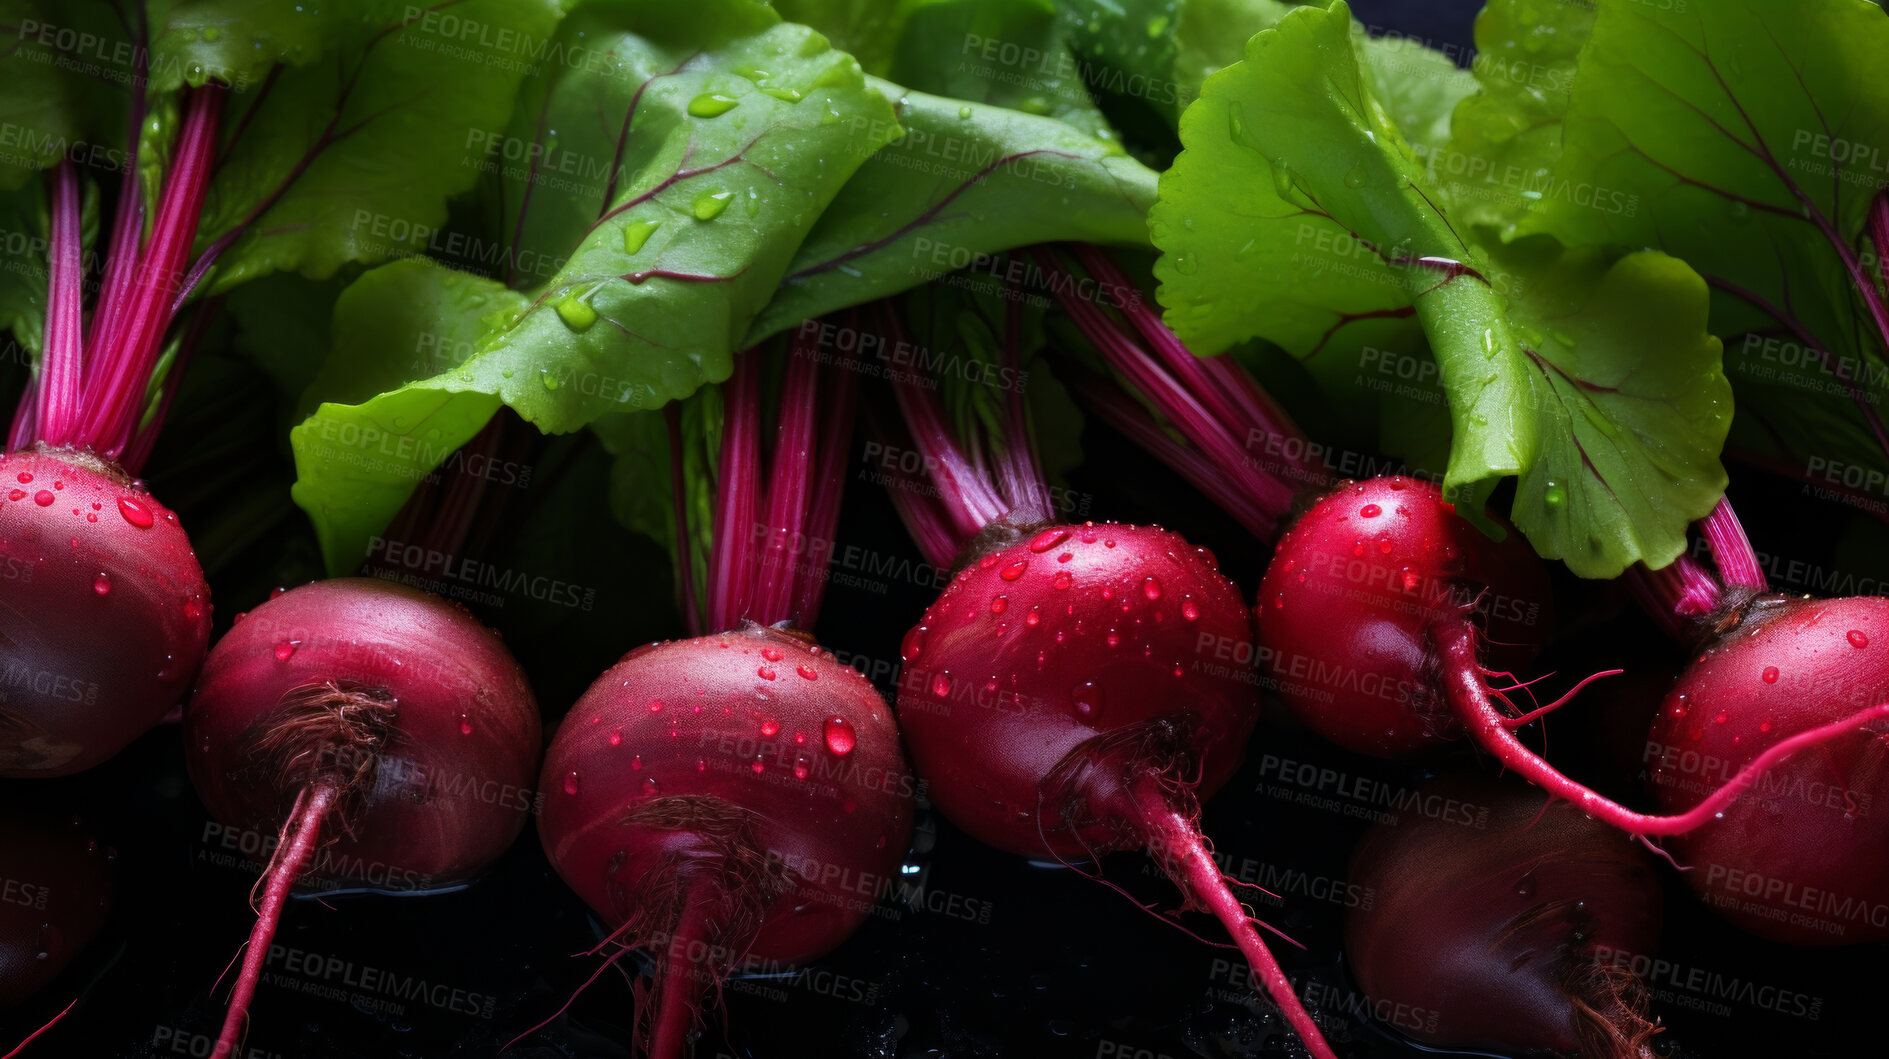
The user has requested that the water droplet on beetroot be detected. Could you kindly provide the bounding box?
[1025,608,1042,627]
[796,665,817,680]
[1377,537,1393,554]
[33,490,53,507]
[823,716,857,756]
[794,755,811,780]
[1000,560,1029,581]
[647,699,664,713]
[751,756,767,774]
[760,718,781,737]
[563,772,580,795]
[643,777,660,795]
[117,497,154,527]
[631,754,643,770]
[1181,599,1200,621]
[990,595,1009,614]
[268,585,286,600]
[1759,719,1773,733]
[1361,503,1381,518]
[1051,572,1073,590]
[460,715,474,735]
[757,665,778,680]
[1352,541,1365,557]
[1714,711,1728,724]
[1027,528,1070,552]
[978,553,998,569]
[7,489,23,501]
[14,473,29,484]
[761,646,784,662]
[1142,577,1162,600]
[901,625,928,661]
[1849,630,1870,648]
[931,671,953,697]
[1761,666,1779,684]
[93,573,111,595]
[273,640,297,661]
[1271,594,1285,610]
[1071,682,1103,720]
[608,729,623,746]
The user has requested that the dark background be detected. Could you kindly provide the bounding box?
[4,2,1884,1058]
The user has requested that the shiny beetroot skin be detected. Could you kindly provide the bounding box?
[896,523,1256,859]
[541,625,913,964]
[1255,477,1551,757]
[1648,595,1889,945]
[0,448,211,777]
[185,578,541,890]
[1346,775,1663,1057]
[0,810,112,1007]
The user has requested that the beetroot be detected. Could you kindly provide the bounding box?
[1646,594,1889,945]
[0,449,209,776]
[0,809,112,1008]
[1347,774,1663,1057]
[186,577,540,1054]
[872,286,1339,1059]
[535,331,912,1058]
[1255,475,1549,757]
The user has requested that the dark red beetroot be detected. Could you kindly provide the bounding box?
[872,286,1338,1059]
[1646,595,1889,945]
[540,627,910,1031]
[0,449,210,776]
[0,810,112,1009]
[186,577,540,1054]
[1256,475,1550,757]
[1347,774,1663,1058]
[535,331,911,1058]
[899,522,1256,858]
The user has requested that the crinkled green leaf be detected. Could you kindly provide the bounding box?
[289,258,524,570]
[767,0,923,75]
[1154,1,1728,576]
[1438,0,1593,234]
[292,2,896,572]
[0,0,129,189]
[1515,0,1889,483]
[891,0,1111,139]
[193,0,563,292]
[1173,0,1289,97]
[147,0,360,92]
[1490,239,1730,574]
[749,79,1155,339]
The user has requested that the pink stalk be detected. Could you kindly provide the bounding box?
[1067,369,1278,537]
[1437,618,1889,837]
[1873,193,1889,301]
[122,297,221,475]
[876,304,1008,541]
[1032,248,1298,533]
[33,163,85,446]
[79,85,224,459]
[865,408,964,569]
[991,296,1053,521]
[1699,497,1766,590]
[752,330,822,624]
[793,336,862,625]
[705,355,763,633]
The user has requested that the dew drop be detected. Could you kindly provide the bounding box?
[1181,599,1200,621]
[621,218,661,255]
[823,716,857,756]
[901,624,928,661]
[1071,681,1103,720]
[116,496,154,527]
[762,646,784,662]
[990,595,1009,615]
[1849,629,1870,648]
[796,665,818,680]
[1360,503,1381,518]
[562,771,580,795]
[760,718,781,737]
[1142,577,1162,600]
[687,92,741,117]
[751,756,767,774]
[1028,528,1070,553]
[1761,666,1779,684]
[14,472,29,483]
[692,189,734,220]
[33,490,54,507]
[461,715,474,735]
[1051,572,1073,591]
[273,640,297,661]
[757,665,778,681]
[647,699,665,713]
[931,671,953,697]
[93,573,111,595]
[608,729,623,746]
[1000,559,1029,581]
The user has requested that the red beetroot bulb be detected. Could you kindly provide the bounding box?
[185,577,540,1052]
[0,448,210,777]
[898,521,1256,858]
[1347,774,1663,1057]
[541,624,912,968]
[1256,476,1550,758]
[1647,595,1889,945]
